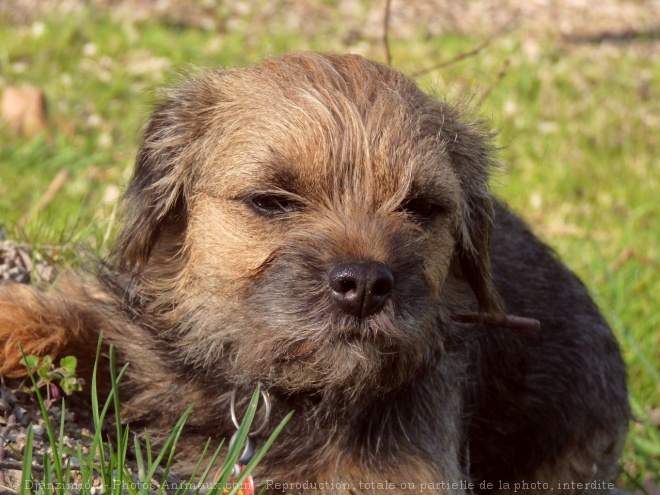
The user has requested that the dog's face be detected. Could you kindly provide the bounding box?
[111,53,502,400]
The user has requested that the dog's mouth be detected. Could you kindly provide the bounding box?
[229,278,441,398]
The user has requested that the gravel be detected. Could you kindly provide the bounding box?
[0,240,59,286]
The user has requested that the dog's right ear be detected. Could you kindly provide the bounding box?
[439,103,506,317]
[113,98,198,272]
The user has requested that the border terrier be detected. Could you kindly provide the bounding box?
[0,52,629,494]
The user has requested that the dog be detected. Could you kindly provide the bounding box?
[0,52,629,494]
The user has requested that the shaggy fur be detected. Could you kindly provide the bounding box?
[0,52,629,494]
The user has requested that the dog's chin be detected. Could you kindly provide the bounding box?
[211,271,447,401]
[225,310,442,403]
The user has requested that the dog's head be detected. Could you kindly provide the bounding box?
[110,52,503,399]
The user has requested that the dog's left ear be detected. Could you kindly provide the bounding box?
[113,86,209,272]
[440,104,505,316]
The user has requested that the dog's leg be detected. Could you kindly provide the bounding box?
[0,276,103,379]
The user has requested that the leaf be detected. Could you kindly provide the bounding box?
[38,362,53,379]
[22,354,39,369]
[37,359,53,382]
[60,355,78,376]
[60,377,83,395]
[60,378,73,395]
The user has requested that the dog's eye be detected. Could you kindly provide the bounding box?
[248,194,301,216]
[399,198,444,222]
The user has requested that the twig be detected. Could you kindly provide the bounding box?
[610,246,657,272]
[412,39,491,77]
[452,312,541,331]
[478,58,511,104]
[0,460,84,474]
[382,0,393,66]
[20,168,71,226]
[0,460,42,473]
[411,17,518,78]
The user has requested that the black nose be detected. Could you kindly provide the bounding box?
[328,261,394,319]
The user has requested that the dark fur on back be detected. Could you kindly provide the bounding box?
[0,52,629,494]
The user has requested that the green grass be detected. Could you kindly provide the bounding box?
[16,337,291,495]
[1,3,658,490]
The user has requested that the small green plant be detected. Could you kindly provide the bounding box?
[16,337,291,495]
[21,354,84,406]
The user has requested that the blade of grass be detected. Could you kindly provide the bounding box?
[90,333,109,490]
[191,441,225,495]
[107,437,116,494]
[212,388,261,492]
[171,438,212,495]
[145,430,153,472]
[43,454,52,493]
[119,427,136,495]
[76,444,92,492]
[57,399,67,473]
[63,458,72,494]
[211,387,288,495]
[228,411,293,495]
[143,404,195,488]
[155,413,190,495]
[90,340,128,491]
[157,438,215,495]
[18,425,34,495]
[109,346,125,494]
[134,436,146,486]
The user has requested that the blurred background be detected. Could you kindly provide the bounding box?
[0,0,658,490]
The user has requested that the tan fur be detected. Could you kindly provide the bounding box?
[0,279,85,377]
[0,52,628,494]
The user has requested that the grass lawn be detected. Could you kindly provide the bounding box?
[1,2,658,490]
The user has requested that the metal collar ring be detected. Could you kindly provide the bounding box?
[230,385,271,436]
